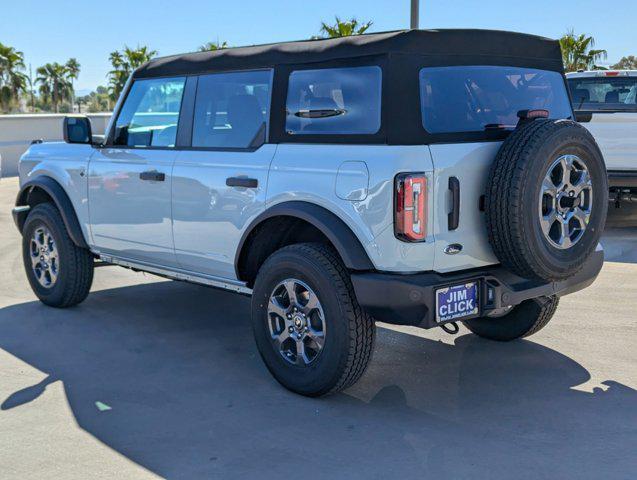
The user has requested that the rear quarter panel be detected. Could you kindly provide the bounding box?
[267,144,436,272]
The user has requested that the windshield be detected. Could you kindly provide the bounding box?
[420,66,573,134]
[568,76,637,112]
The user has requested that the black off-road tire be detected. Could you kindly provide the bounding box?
[463,296,559,342]
[22,203,94,308]
[251,243,375,397]
[486,119,608,282]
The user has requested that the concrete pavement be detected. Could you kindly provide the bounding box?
[0,176,635,479]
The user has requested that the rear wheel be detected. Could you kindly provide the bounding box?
[463,296,559,342]
[251,243,375,396]
[22,203,94,308]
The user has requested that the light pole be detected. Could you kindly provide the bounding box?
[410,0,419,29]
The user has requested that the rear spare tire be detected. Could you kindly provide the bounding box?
[463,296,559,341]
[486,119,607,282]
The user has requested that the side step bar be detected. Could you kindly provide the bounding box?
[97,254,253,295]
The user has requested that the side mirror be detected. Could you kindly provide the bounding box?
[63,116,93,144]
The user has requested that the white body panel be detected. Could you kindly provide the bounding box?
[429,142,500,272]
[267,144,437,273]
[88,148,179,267]
[18,139,505,278]
[19,142,93,242]
[579,113,637,171]
[172,145,277,278]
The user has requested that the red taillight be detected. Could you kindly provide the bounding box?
[605,71,620,77]
[395,173,427,242]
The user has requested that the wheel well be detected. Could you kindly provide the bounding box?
[23,186,54,208]
[15,178,89,249]
[237,216,335,287]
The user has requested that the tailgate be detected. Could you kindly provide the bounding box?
[429,142,501,273]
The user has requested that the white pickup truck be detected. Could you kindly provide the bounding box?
[567,70,637,206]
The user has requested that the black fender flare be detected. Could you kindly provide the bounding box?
[14,176,89,249]
[235,201,375,278]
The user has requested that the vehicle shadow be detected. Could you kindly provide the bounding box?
[0,281,635,479]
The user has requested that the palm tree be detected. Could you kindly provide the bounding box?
[611,56,637,70]
[317,16,373,38]
[0,43,28,113]
[36,62,72,113]
[66,58,81,111]
[199,40,228,52]
[559,31,607,72]
[108,46,157,101]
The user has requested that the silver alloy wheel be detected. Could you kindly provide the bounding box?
[267,278,326,366]
[539,154,593,250]
[29,226,59,288]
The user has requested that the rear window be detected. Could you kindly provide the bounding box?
[420,66,573,134]
[192,70,272,149]
[568,76,637,112]
[285,66,382,135]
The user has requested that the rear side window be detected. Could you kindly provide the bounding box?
[113,77,186,147]
[192,70,272,149]
[568,76,637,112]
[420,66,573,134]
[285,66,382,135]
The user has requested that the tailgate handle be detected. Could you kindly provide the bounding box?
[448,176,460,231]
[139,170,165,182]
[226,177,258,188]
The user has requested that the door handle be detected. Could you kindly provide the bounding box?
[448,176,460,231]
[140,171,165,182]
[226,177,258,188]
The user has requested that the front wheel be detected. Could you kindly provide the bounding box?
[463,296,559,342]
[22,203,94,308]
[251,243,375,397]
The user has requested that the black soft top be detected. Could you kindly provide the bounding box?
[134,29,564,79]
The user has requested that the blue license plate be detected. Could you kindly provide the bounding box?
[436,282,479,322]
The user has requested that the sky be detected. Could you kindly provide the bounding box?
[2,0,637,93]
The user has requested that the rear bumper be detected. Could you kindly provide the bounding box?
[351,245,604,329]
[608,170,637,189]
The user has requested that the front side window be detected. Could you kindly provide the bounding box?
[285,66,382,135]
[420,66,573,134]
[192,70,272,149]
[113,77,186,147]
[568,76,637,112]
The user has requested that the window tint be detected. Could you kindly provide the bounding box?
[114,77,186,147]
[285,66,382,135]
[420,66,573,134]
[568,76,637,112]
[192,70,272,149]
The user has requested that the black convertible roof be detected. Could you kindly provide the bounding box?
[134,29,564,78]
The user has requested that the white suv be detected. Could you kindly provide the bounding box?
[13,30,607,396]
[567,70,637,205]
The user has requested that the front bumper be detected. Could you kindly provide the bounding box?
[12,205,31,232]
[351,245,604,329]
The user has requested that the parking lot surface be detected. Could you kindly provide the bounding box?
[0,177,635,479]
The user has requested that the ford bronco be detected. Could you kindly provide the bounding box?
[13,30,608,396]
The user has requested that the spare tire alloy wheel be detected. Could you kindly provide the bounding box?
[540,154,593,250]
[485,119,608,282]
[267,278,326,366]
